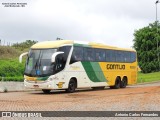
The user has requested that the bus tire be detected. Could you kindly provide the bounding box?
[66,79,76,93]
[42,89,51,94]
[120,77,127,88]
[113,77,121,89]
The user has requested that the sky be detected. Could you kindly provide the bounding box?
[0,0,159,48]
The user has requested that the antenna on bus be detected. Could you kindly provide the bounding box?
[56,37,63,40]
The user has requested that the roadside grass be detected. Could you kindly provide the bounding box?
[0,59,25,82]
[0,46,28,59]
[0,46,20,59]
[0,45,28,82]
[0,76,24,82]
[137,72,160,83]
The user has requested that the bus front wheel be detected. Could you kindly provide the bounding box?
[66,79,76,93]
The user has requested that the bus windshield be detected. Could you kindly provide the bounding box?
[24,49,57,77]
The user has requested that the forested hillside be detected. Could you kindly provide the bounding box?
[0,40,37,81]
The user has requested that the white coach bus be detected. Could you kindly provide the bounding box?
[19,40,137,93]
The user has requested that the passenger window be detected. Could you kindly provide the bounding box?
[106,50,115,62]
[124,51,131,62]
[131,52,136,62]
[95,49,106,62]
[115,51,124,62]
[84,48,95,61]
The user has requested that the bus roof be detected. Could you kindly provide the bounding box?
[31,40,135,52]
[31,40,74,49]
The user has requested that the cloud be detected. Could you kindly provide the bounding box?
[0,0,159,48]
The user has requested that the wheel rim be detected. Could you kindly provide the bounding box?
[116,79,120,87]
[123,80,127,87]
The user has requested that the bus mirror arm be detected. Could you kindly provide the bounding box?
[19,52,28,63]
[51,52,64,63]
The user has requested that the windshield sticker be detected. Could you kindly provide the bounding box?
[43,66,47,71]
[36,70,41,75]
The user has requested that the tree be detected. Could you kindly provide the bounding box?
[12,40,38,51]
[133,22,160,73]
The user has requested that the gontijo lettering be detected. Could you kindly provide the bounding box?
[106,64,125,70]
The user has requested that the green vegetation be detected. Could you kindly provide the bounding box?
[0,46,21,59]
[0,40,36,81]
[0,59,25,82]
[133,21,160,73]
[137,72,160,83]
[12,40,37,51]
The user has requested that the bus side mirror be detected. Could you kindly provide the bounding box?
[19,52,28,63]
[51,52,64,63]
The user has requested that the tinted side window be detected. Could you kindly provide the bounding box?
[52,46,71,72]
[131,52,136,62]
[123,51,131,62]
[106,50,111,62]
[95,49,106,62]
[58,46,71,61]
[116,51,125,62]
[106,50,116,62]
[115,51,121,62]
[70,46,83,64]
[84,48,95,61]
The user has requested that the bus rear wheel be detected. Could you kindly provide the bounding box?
[110,77,121,89]
[109,86,114,89]
[66,79,76,93]
[120,77,127,88]
[42,89,51,94]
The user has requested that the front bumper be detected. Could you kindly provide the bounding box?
[24,80,55,90]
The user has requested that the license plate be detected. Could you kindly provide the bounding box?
[33,85,39,88]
